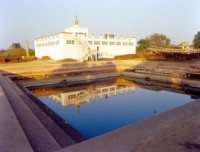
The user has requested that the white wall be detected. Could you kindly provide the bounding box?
[87,37,136,58]
[35,33,84,60]
[35,34,63,60]
[35,26,136,60]
[65,25,89,37]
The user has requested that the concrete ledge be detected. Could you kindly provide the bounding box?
[123,72,200,88]
[57,100,200,152]
[0,86,33,152]
[16,72,121,87]
[0,76,61,152]
[5,76,76,147]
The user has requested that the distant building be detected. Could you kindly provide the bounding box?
[34,16,136,61]
[179,42,193,50]
[11,43,21,49]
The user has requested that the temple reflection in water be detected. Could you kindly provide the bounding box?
[49,85,135,112]
[29,77,200,113]
[30,78,136,113]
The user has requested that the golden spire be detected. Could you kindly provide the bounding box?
[74,16,79,25]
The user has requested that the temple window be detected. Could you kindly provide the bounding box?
[129,42,133,46]
[123,42,128,46]
[102,41,108,45]
[94,41,100,45]
[116,42,121,46]
[66,40,74,44]
[109,42,115,45]
[88,41,93,44]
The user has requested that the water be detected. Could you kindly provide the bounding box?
[29,77,199,139]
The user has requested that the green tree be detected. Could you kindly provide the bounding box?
[193,31,200,49]
[137,39,150,51]
[147,33,171,47]
[29,49,35,56]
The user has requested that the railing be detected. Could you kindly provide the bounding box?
[73,37,97,62]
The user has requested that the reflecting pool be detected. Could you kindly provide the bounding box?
[28,77,200,139]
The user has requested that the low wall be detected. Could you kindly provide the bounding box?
[122,72,200,88]
[17,72,121,87]
[0,60,199,80]
[0,60,199,88]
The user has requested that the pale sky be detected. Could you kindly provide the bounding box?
[0,0,200,49]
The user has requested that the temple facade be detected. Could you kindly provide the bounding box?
[34,16,136,61]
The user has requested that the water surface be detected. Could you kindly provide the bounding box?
[29,77,198,138]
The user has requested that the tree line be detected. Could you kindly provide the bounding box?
[137,32,200,52]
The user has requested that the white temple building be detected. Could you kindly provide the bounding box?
[34,16,136,62]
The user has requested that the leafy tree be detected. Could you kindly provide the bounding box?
[137,39,150,51]
[29,49,35,56]
[193,31,200,49]
[147,33,171,47]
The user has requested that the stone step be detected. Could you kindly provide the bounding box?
[4,76,76,147]
[0,75,61,152]
[0,86,33,152]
